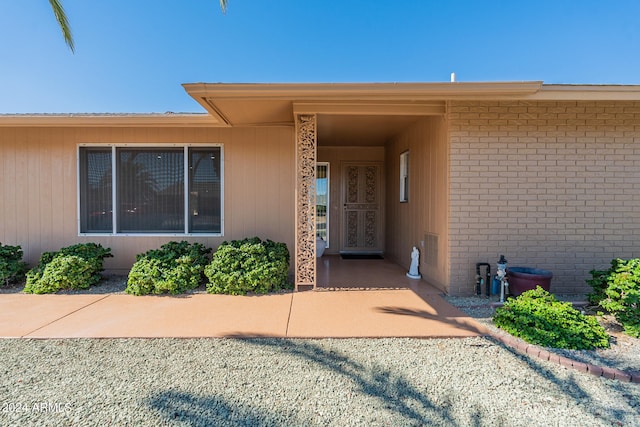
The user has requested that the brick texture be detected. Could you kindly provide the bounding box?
[448,101,640,295]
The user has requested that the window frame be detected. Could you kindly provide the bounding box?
[77,143,224,237]
[316,162,330,248]
[400,150,409,203]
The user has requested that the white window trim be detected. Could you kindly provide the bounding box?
[316,162,330,248]
[77,143,224,237]
[400,150,409,203]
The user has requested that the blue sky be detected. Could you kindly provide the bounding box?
[1,0,639,113]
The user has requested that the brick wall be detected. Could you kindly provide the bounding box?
[448,101,640,295]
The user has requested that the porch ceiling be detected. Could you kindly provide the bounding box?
[317,114,421,146]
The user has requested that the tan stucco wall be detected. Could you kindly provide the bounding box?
[385,117,449,291]
[448,101,640,295]
[0,126,295,272]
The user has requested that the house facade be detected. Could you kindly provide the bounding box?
[1,82,639,295]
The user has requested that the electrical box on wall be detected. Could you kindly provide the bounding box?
[423,233,438,266]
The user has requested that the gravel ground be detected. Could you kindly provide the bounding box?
[2,279,639,425]
[1,275,172,295]
[445,295,640,375]
[0,338,639,427]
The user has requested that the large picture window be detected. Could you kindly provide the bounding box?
[79,145,223,235]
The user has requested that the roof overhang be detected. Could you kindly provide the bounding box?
[182,81,545,126]
[179,81,640,145]
[4,81,640,128]
[0,113,220,127]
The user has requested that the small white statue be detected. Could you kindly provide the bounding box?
[406,246,422,279]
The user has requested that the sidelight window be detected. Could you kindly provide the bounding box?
[400,151,409,202]
[316,163,329,247]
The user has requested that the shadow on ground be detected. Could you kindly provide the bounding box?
[491,336,640,424]
[148,390,277,426]
[147,338,487,426]
[147,337,639,426]
[376,306,486,334]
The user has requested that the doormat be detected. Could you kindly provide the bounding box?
[340,254,384,260]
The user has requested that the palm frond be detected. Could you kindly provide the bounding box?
[220,0,228,13]
[49,0,74,53]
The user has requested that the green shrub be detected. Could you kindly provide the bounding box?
[0,243,28,286]
[23,243,112,294]
[125,241,211,295]
[23,255,94,294]
[493,286,610,350]
[588,258,640,338]
[205,237,291,295]
[586,263,616,305]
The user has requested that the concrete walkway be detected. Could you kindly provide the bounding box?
[0,288,487,339]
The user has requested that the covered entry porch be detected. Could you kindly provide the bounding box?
[183,83,451,293]
[303,103,450,293]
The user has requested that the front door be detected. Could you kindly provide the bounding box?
[341,162,384,253]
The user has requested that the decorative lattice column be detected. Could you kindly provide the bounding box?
[295,114,317,290]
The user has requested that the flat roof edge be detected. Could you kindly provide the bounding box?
[535,84,640,100]
[183,81,545,99]
[0,113,225,127]
[185,81,640,101]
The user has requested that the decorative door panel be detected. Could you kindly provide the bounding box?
[341,163,384,253]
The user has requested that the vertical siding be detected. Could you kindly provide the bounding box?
[51,130,65,248]
[62,128,77,241]
[1,129,15,242]
[229,127,256,237]
[0,126,295,272]
[15,129,30,255]
[385,117,449,291]
[39,131,53,252]
[27,129,41,258]
[449,101,640,295]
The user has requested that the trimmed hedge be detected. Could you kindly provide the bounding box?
[126,241,212,295]
[0,243,28,286]
[205,237,291,295]
[23,243,112,294]
[493,286,610,350]
[20,238,292,297]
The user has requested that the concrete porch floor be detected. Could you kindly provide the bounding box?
[316,254,432,290]
[0,256,487,339]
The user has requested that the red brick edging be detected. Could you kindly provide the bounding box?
[487,331,640,384]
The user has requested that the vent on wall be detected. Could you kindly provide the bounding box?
[423,233,438,267]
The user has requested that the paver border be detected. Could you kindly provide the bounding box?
[487,329,640,384]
